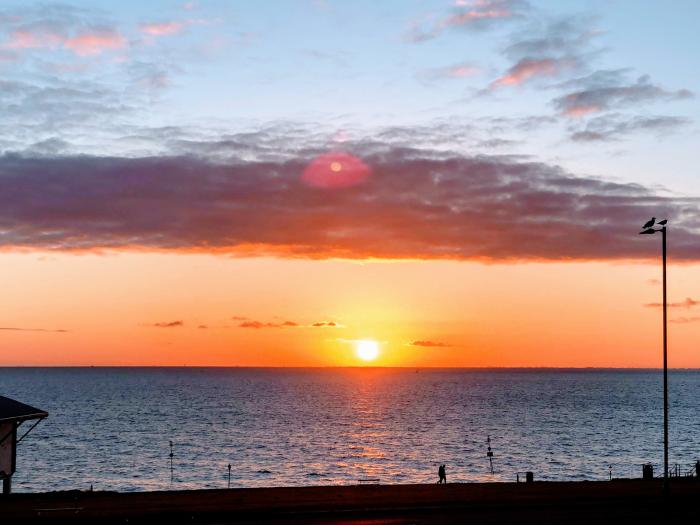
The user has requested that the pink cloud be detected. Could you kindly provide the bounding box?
[406,0,526,43]
[4,26,125,56]
[447,64,480,78]
[491,58,570,88]
[64,28,126,56]
[563,105,602,117]
[6,28,63,50]
[140,21,185,37]
[443,8,510,28]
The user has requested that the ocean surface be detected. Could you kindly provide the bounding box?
[1,368,699,493]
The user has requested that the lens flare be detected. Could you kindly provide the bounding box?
[302,151,372,188]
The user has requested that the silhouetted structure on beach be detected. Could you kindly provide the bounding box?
[0,396,47,494]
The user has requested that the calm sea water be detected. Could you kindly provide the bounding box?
[1,368,699,492]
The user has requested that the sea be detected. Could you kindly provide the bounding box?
[1,368,699,493]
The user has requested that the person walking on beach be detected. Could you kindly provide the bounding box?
[437,464,447,484]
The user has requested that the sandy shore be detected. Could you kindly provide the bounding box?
[2,479,699,524]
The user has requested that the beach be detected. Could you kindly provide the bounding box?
[2,480,699,524]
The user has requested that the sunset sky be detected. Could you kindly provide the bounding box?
[1,0,699,367]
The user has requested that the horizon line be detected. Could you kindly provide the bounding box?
[1,365,699,371]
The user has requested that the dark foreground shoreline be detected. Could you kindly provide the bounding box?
[3,480,699,524]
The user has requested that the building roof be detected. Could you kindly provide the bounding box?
[0,396,48,425]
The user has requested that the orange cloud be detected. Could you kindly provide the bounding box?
[645,297,700,309]
[238,320,298,329]
[408,340,453,347]
[151,320,184,328]
[0,327,67,333]
[237,318,343,329]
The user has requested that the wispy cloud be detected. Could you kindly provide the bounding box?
[419,62,480,82]
[486,16,598,90]
[491,57,574,88]
[407,340,453,347]
[236,318,343,329]
[0,327,67,332]
[645,298,700,309]
[406,0,528,43]
[569,115,690,142]
[150,321,184,328]
[238,320,298,329]
[554,73,693,117]
[670,317,700,324]
[140,21,185,37]
[3,24,126,56]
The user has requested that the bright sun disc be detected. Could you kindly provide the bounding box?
[355,340,379,362]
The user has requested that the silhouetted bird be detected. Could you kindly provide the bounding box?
[642,217,656,229]
[657,219,668,226]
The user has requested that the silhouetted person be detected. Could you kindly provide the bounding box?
[437,464,446,484]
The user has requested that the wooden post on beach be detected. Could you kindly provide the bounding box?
[169,441,174,483]
[228,464,231,489]
[486,436,494,475]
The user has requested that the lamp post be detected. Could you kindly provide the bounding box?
[640,217,668,493]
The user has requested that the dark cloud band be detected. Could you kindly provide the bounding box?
[1,148,699,261]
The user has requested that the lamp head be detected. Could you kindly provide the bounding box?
[639,229,656,235]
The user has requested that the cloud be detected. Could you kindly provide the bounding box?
[442,0,527,29]
[237,319,342,328]
[310,321,343,327]
[503,16,598,61]
[406,0,528,42]
[0,327,67,332]
[670,317,700,324]
[645,298,700,309]
[554,73,693,117]
[140,21,185,37]
[238,320,298,329]
[486,16,598,90]
[491,57,574,88]
[3,24,125,56]
[569,115,690,142]
[408,340,453,347]
[2,138,700,261]
[63,27,126,56]
[151,321,184,328]
[419,62,480,82]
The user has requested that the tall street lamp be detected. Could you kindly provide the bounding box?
[640,217,669,492]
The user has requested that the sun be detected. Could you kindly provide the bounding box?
[355,340,379,362]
